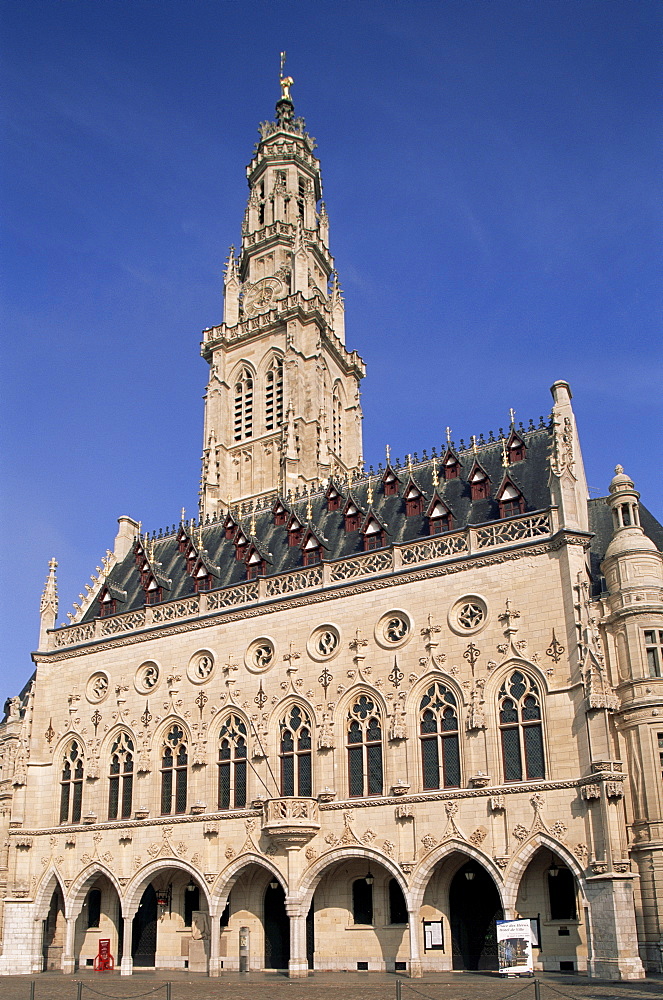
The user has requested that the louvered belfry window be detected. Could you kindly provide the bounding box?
[161,725,188,815]
[218,715,247,809]
[419,682,461,789]
[234,367,254,441]
[280,705,312,797]
[59,741,84,824]
[108,732,134,820]
[265,356,284,431]
[499,671,545,781]
[347,695,383,797]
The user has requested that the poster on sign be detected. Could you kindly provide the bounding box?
[496,919,533,975]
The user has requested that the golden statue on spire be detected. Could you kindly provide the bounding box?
[280,51,293,101]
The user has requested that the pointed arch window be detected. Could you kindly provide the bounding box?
[234,367,254,441]
[499,671,545,782]
[332,386,342,457]
[280,705,312,797]
[161,725,188,815]
[347,695,383,797]
[218,716,247,810]
[59,741,84,824]
[265,357,284,431]
[419,682,460,789]
[108,732,134,820]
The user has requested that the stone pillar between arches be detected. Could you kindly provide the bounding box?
[120,909,135,975]
[285,904,308,978]
[407,908,422,978]
[61,914,76,974]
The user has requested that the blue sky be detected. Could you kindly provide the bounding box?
[1,0,661,705]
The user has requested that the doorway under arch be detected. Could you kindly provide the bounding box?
[264,882,289,969]
[42,887,65,971]
[450,861,503,970]
[132,884,158,967]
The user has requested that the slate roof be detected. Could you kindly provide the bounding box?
[80,423,663,622]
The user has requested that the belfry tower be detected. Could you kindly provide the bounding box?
[200,68,365,517]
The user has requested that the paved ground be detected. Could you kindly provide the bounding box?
[1,970,661,1000]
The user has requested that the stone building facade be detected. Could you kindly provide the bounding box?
[1,75,662,981]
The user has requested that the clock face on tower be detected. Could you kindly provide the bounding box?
[242,277,285,318]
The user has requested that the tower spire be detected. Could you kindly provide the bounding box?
[39,557,58,648]
[199,72,365,516]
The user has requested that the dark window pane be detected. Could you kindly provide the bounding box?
[442,734,461,787]
[299,753,312,797]
[522,695,541,721]
[110,757,120,776]
[524,724,545,779]
[367,743,383,795]
[298,728,311,751]
[348,746,363,797]
[72,778,83,823]
[500,698,518,724]
[235,759,247,807]
[510,673,526,700]
[420,709,437,734]
[347,721,362,744]
[442,707,458,732]
[282,731,294,754]
[389,878,408,924]
[121,773,133,819]
[367,719,382,743]
[282,754,295,797]
[108,776,119,820]
[218,762,230,809]
[352,879,373,924]
[161,769,173,815]
[502,727,522,782]
[421,737,439,789]
[60,782,70,824]
[175,767,187,814]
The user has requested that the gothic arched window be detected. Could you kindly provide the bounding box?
[218,715,247,809]
[161,725,188,815]
[419,682,461,789]
[108,731,134,820]
[265,356,284,431]
[347,695,383,797]
[499,671,545,782]
[280,705,312,797]
[332,385,342,457]
[59,741,84,824]
[234,367,254,442]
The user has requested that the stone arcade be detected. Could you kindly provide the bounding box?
[1,73,662,980]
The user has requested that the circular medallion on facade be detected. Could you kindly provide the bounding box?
[375,610,412,649]
[187,650,215,685]
[86,671,109,704]
[245,637,276,673]
[448,595,488,636]
[135,660,161,694]
[307,624,341,662]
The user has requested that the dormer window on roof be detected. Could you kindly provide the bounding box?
[344,502,361,533]
[428,499,453,535]
[508,432,527,463]
[442,450,461,480]
[272,500,288,526]
[497,481,525,518]
[362,515,385,551]
[194,565,213,592]
[302,534,321,567]
[234,529,248,561]
[326,483,342,512]
[223,514,237,540]
[246,549,266,580]
[469,465,491,501]
[404,483,424,517]
[144,579,163,606]
[288,516,303,547]
[382,467,401,496]
[98,589,116,618]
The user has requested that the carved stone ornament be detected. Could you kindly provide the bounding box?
[512,824,529,842]
[581,784,601,801]
[395,803,414,820]
[606,780,624,799]
[489,795,505,812]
